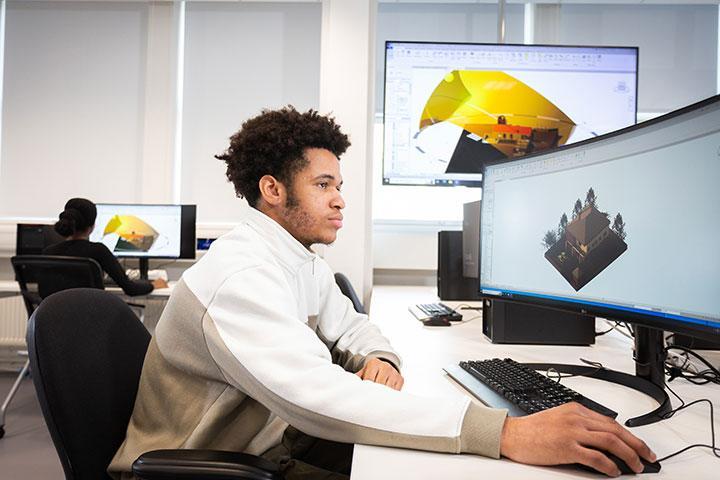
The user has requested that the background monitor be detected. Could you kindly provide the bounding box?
[479,95,720,385]
[382,41,638,187]
[90,204,196,260]
[16,224,64,256]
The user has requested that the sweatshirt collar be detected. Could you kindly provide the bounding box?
[240,206,317,270]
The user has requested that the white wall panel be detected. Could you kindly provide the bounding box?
[180,2,321,223]
[551,4,718,113]
[0,1,148,217]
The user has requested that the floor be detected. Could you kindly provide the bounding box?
[0,370,63,479]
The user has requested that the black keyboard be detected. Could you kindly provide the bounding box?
[411,303,463,321]
[456,358,617,418]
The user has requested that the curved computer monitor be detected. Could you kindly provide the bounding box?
[382,41,638,187]
[479,94,720,346]
[90,204,196,261]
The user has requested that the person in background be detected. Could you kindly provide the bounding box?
[43,198,168,295]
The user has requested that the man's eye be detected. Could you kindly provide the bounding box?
[318,182,328,189]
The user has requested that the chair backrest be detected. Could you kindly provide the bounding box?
[334,272,365,314]
[11,255,104,316]
[26,288,151,480]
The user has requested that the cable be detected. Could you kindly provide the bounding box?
[455,314,481,325]
[665,345,720,385]
[456,303,482,311]
[544,358,605,383]
[595,322,618,336]
[656,397,720,462]
[596,319,634,340]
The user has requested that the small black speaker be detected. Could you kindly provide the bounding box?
[437,231,481,300]
[668,333,720,350]
[482,298,595,345]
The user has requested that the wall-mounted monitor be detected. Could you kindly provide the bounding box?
[382,41,638,187]
[90,204,196,260]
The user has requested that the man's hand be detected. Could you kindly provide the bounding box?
[500,402,656,477]
[355,358,404,391]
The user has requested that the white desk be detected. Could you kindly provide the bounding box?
[0,280,174,298]
[352,286,720,479]
[0,280,173,336]
[0,281,19,299]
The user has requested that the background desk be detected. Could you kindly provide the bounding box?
[0,280,174,298]
[353,286,720,479]
[0,280,174,349]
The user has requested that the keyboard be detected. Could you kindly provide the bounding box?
[408,302,463,322]
[445,358,617,418]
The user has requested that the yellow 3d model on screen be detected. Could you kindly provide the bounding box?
[102,215,159,253]
[419,70,577,168]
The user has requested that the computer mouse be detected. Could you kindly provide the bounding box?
[577,452,661,475]
[609,452,660,475]
[422,317,451,327]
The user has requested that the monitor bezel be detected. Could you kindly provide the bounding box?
[478,94,720,343]
[93,203,196,260]
[381,40,640,187]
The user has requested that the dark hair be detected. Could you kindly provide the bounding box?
[215,106,350,207]
[54,198,97,237]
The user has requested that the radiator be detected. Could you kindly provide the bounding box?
[0,295,27,348]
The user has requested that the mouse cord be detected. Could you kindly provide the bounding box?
[654,381,720,462]
[455,314,482,325]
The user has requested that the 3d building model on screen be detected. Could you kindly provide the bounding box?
[541,188,628,291]
[102,215,159,253]
[419,70,577,173]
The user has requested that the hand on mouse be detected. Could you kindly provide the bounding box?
[499,402,656,477]
[355,358,404,391]
[151,278,168,289]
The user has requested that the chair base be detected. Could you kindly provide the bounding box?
[0,359,31,439]
[133,449,283,480]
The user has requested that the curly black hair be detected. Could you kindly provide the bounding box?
[216,106,351,207]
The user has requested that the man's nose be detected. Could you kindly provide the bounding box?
[332,191,345,210]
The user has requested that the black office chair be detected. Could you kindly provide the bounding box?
[1,255,144,439]
[27,288,282,480]
[1,255,107,439]
[334,272,365,314]
[12,254,104,308]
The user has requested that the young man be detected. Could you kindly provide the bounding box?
[109,107,655,479]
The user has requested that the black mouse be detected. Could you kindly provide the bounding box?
[422,317,451,327]
[577,452,661,475]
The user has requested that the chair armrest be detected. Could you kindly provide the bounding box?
[132,449,283,480]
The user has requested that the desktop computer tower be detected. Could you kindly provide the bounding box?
[437,230,481,300]
[462,200,482,279]
[482,298,596,345]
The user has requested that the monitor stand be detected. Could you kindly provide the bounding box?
[525,326,672,427]
[138,258,150,281]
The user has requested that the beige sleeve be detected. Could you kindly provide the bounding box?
[459,401,508,458]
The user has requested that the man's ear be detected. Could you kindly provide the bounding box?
[258,175,286,207]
